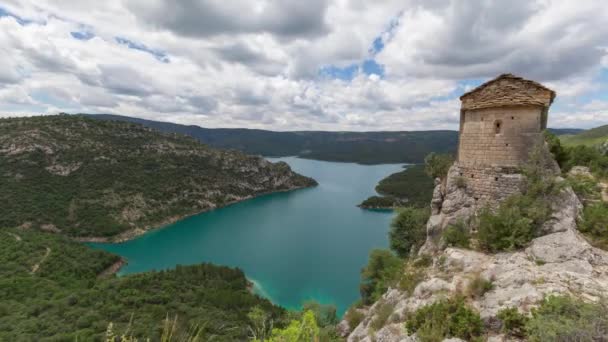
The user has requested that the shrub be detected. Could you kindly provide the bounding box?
[389,207,430,258]
[424,153,454,180]
[466,274,494,299]
[359,249,402,305]
[544,131,569,168]
[567,174,601,202]
[526,296,608,341]
[398,269,425,295]
[564,145,608,178]
[497,307,528,338]
[405,296,483,342]
[302,301,338,328]
[578,203,608,249]
[454,176,467,189]
[412,254,433,268]
[370,300,396,332]
[344,306,364,330]
[442,220,471,249]
[477,198,535,252]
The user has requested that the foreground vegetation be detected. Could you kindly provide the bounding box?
[0,115,315,239]
[0,228,285,341]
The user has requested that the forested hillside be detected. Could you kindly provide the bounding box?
[0,228,284,341]
[89,114,581,164]
[0,115,316,240]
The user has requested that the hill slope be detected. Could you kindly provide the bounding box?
[0,228,284,341]
[0,115,316,240]
[561,124,608,149]
[89,114,581,164]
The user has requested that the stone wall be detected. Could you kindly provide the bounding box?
[458,106,543,167]
[450,163,523,204]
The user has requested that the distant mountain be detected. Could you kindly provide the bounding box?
[88,114,582,164]
[560,124,608,149]
[0,115,315,241]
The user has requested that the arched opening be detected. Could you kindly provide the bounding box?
[494,120,503,134]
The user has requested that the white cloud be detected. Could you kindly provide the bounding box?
[0,0,606,130]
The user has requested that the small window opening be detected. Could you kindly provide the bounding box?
[511,116,515,120]
[474,197,479,201]
[470,174,475,178]
[506,143,509,147]
[459,172,463,176]
[494,177,499,181]
[494,120,503,134]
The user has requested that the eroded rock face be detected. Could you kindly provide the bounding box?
[345,168,608,341]
[346,228,608,341]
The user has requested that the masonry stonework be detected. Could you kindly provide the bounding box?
[421,74,557,253]
[454,74,555,204]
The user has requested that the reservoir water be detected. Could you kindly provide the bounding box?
[91,157,404,315]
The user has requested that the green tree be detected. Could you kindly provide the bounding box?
[424,153,454,180]
[389,207,430,257]
[359,249,402,305]
[265,311,319,342]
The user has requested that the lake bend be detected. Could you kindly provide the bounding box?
[90,157,405,315]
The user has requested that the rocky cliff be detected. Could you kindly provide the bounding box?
[0,115,316,241]
[344,155,608,341]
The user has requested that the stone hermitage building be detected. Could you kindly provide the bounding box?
[455,73,555,203]
[422,74,557,251]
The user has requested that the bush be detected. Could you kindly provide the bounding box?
[454,176,467,189]
[564,145,608,178]
[405,296,483,342]
[497,307,528,338]
[359,249,402,305]
[398,269,425,295]
[578,203,608,249]
[526,296,608,341]
[370,300,396,332]
[344,306,365,330]
[302,301,338,328]
[424,153,454,180]
[567,174,601,202]
[442,220,470,248]
[466,274,494,299]
[389,207,430,258]
[477,198,536,252]
[544,131,569,168]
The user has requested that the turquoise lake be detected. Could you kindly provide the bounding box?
[90,157,405,315]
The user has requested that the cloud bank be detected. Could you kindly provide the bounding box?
[0,0,607,130]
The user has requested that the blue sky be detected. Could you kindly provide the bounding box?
[0,1,607,130]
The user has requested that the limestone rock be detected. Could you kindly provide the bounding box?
[346,228,608,341]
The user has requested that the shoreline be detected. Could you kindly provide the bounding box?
[75,183,316,244]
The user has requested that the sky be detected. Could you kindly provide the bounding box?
[0,0,607,131]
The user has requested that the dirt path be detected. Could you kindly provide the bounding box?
[31,247,51,274]
[7,232,21,242]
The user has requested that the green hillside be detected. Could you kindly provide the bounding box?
[0,115,316,240]
[359,164,435,209]
[0,228,284,341]
[560,124,608,147]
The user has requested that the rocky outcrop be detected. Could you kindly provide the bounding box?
[347,227,608,341]
[345,161,608,341]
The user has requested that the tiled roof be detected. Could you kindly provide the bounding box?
[460,74,556,110]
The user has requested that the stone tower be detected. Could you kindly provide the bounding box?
[422,74,557,253]
[454,73,556,203]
